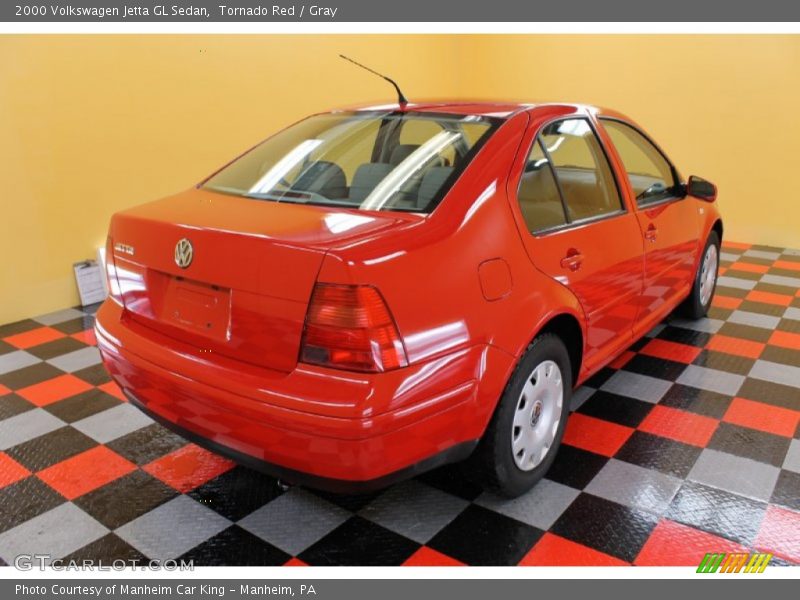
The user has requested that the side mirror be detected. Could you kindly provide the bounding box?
[687,175,717,202]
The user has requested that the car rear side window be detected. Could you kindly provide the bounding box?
[539,119,623,222]
[601,119,678,206]
[517,139,568,233]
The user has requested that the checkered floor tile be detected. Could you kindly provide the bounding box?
[1,241,799,566]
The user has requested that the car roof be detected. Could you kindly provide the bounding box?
[341,100,631,121]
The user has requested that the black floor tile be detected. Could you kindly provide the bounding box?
[61,533,146,565]
[428,505,543,566]
[0,319,41,338]
[51,316,95,335]
[311,488,380,513]
[0,477,65,532]
[179,525,290,566]
[550,493,658,563]
[188,466,287,521]
[622,354,688,381]
[44,389,121,423]
[6,426,97,471]
[717,323,772,343]
[0,340,15,356]
[71,364,112,386]
[300,516,420,566]
[777,318,800,334]
[707,307,733,322]
[714,286,749,299]
[0,394,35,420]
[73,470,177,529]
[417,464,483,501]
[707,423,790,467]
[737,378,800,411]
[25,337,87,361]
[752,282,797,296]
[738,301,786,317]
[582,367,616,389]
[723,269,761,281]
[659,384,733,419]
[770,470,800,512]
[666,481,767,546]
[106,423,188,466]
[692,350,756,375]
[576,391,653,428]
[614,431,703,479]
[760,345,800,368]
[656,326,712,348]
[0,362,63,391]
[546,444,609,490]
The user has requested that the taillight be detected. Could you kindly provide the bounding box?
[300,283,408,373]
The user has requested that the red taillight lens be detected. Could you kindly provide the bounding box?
[300,283,408,373]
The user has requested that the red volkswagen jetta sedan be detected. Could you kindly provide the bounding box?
[96,101,722,497]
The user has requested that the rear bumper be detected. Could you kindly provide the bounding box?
[95,300,512,489]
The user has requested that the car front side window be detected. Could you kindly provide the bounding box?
[601,119,679,206]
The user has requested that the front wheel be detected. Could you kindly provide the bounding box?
[680,230,720,319]
[468,333,572,497]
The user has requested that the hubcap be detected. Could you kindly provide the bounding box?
[699,244,718,306]
[511,360,563,471]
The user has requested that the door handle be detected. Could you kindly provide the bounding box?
[644,224,658,242]
[560,249,584,272]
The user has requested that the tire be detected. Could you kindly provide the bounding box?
[468,333,573,498]
[680,231,720,320]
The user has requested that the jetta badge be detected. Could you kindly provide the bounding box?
[174,238,193,269]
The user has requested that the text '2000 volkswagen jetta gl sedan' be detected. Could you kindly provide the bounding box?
[95,101,722,497]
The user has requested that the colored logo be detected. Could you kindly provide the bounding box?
[697,552,772,573]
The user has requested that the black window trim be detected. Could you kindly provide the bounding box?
[516,115,628,238]
[598,116,686,209]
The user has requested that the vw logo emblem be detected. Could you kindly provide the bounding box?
[174,238,193,269]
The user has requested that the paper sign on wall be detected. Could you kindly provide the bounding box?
[73,260,107,306]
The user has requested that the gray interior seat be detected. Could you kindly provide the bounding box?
[292,161,347,199]
[389,144,420,166]
[416,166,454,209]
[349,163,393,203]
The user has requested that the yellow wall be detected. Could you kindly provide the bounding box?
[1,35,798,325]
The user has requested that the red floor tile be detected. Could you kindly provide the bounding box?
[746,290,794,307]
[640,339,702,364]
[283,558,308,566]
[608,350,635,370]
[728,262,769,274]
[712,295,743,310]
[0,453,31,488]
[71,329,97,346]
[774,260,800,272]
[634,519,747,566]
[37,446,136,500]
[4,326,65,349]
[723,397,800,438]
[769,330,800,351]
[705,334,765,359]
[0,383,9,397]
[755,506,800,564]
[98,381,126,401]
[638,405,719,447]
[17,374,93,407]
[143,443,235,493]
[520,533,628,566]
[403,546,466,566]
[562,413,634,457]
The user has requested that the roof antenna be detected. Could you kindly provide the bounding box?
[340,54,408,106]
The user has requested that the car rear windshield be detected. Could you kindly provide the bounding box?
[202,111,501,213]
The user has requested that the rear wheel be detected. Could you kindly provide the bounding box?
[469,333,572,497]
[680,231,720,319]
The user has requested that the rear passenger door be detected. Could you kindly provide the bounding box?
[513,117,645,375]
[599,119,700,331]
